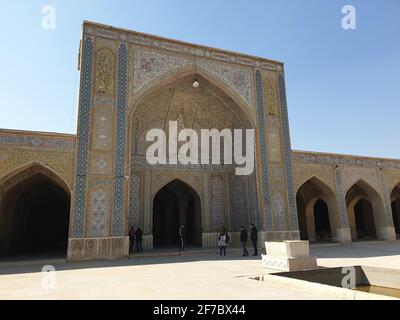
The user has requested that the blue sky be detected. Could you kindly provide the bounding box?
[0,0,399,158]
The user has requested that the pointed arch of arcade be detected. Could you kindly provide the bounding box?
[345,179,386,241]
[295,176,341,242]
[0,162,71,257]
[390,183,400,239]
[152,179,202,248]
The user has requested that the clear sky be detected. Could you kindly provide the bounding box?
[0,0,399,158]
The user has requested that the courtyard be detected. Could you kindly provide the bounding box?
[0,241,399,300]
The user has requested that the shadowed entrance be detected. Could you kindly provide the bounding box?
[391,185,400,238]
[296,177,338,242]
[0,167,70,258]
[153,179,201,248]
[345,181,381,241]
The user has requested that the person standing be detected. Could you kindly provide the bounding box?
[179,224,185,252]
[129,226,136,254]
[250,223,258,256]
[222,226,230,246]
[135,227,143,252]
[217,231,227,257]
[240,226,249,257]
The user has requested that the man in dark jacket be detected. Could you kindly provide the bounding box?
[179,224,185,253]
[129,227,136,254]
[240,226,249,257]
[135,227,143,252]
[250,224,258,256]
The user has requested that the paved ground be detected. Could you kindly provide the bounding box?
[0,241,399,300]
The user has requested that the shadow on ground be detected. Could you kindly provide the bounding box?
[311,241,400,259]
[0,247,262,276]
[1,241,399,277]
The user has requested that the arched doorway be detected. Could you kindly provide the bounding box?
[345,180,385,241]
[296,177,338,242]
[353,198,376,239]
[0,164,70,258]
[313,199,332,241]
[391,185,400,238]
[153,179,201,248]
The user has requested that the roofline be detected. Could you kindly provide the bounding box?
[0,129,398,162]
[0,128,76,139]
[293,149,400,163]
[82,20,285,66]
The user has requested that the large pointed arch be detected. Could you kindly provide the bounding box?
[296,176,341,243]
[0,161,71,198]
[345,179,389,241]
[151,175,202,202]
[126,66,260,249]
[0,161,71,257]
[128,65,255,129]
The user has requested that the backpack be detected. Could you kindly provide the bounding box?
[217,235,227,247]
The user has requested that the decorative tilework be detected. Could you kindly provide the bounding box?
[278,74,298,230]
[95,48,115,96]
[211,175,225,231]
[131,46,254,109]
[113,43,128,236]
[85,25,279,71]
[132,47,190,93]
[255,70,272,230]
[128,172,141,228]
[266,122,282,163]
[73,36,93,237]
[264,70,279,116]
[93,95,114,107]
[293,152,400,170]
[271,190,287,231]
[0,134,75,149]
[131,157,229,171]
[198,60,253,108]
[89,189,109,237]
[231,175,248,231]
[90,152,112,175]
[91,105,114,150]
[249,173,260,227]
[334,167,350,228]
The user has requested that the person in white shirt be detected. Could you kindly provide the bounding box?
[217,231,228,257]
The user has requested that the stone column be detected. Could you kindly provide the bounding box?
[254,70,273,234]
[378,169,397,241]
[277,73,299,235]
[112,43,128,238]
[305,204,316,242]
[347,205,357,241]
[143,171,152,235]
[334,166,352,244]
[67,36,130,261]
[224,174,232,230]
[70,36,93,240]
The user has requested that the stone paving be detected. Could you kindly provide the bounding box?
[0,242,399,300]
